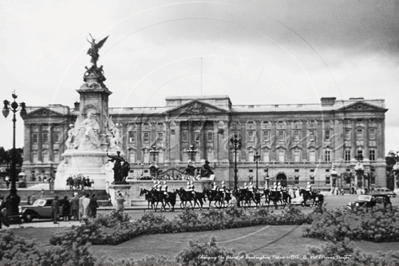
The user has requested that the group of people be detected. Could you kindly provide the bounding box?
[50,193,99,223]
[66,174,94,190]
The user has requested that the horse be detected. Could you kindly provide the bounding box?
[310,190,324,207]
[281,191,292,204]
[140,188,154,210]
[268,191,283,209]
[177,188,194,208]
[299,189,311,207]
[149,189,166,211]
[192,189,207,210]
[163,191,177,211]
[237,189,260,207]
[204,188,225,208]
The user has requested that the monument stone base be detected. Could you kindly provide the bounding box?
[54,150,114,190]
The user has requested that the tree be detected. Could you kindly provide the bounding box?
[385,150,399,190]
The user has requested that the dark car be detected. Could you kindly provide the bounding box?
[347,194,392,210]
[373,187,396,198]
[19,198,61,222]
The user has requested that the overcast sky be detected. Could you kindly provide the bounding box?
[0,0,398,153]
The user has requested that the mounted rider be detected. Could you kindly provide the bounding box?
[156,180,162,192]
[161,180,169,198]
[152,180,158,191]
[272,182,277,192]
[243,182,248,190]
[248,182,254,195]
[211,182,218,192]
[305,181,312,192]
[220,181,227,199]
[189,181,196,196]
[277,182,283,197]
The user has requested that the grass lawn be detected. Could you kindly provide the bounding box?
[10,225,399,261]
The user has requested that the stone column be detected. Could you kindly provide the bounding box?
[286,120,292,161]
[136,123,142,162]
[240,120,246,161]
[38,124,43,162]
[302,120,307,161]
[122,123,128,152]
[334,119,343,162]
[165,121,171,163]
[270,121,277,161]
[213,120,218,163]
[316,120,323,161]
[48,125,53,162]
[377,119,384,159]
[24,123,32,163]
[351,119,356,160]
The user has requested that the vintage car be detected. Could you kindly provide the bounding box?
[373,187,396,198]
[19,198,60,222]
[347,194,392,210]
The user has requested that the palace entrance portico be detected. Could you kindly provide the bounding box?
[275,173,288,187]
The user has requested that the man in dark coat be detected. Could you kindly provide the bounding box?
[51,196,60,224]
[70,193,80,221]
[89,194,99,218]
[61,196,71,221]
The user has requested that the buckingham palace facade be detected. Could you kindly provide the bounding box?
[22,95,388,189]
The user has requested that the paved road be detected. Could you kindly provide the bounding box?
[2,194,397,230]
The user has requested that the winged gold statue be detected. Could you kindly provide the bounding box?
[87,33,109,66]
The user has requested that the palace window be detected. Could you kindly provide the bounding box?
[369,150,376,161]
[278,130,284,141]
[129,131,135,143]
[42,132,48,143]
[295,176,299,184]
[293,130,300,142]
[293,150,300,162]
[310,176,315,184]
[263,150,269,162]
[357,149,363,160]
[278,150,285,162]
[369,128,376,139]
[344,150,351,162]
[325,130,331,141]
[356,129,363,139]
[182,131,188,142]
[207,131,213,142]
[157,132,164,140]
[248,150,254,162]
[248,131,255,141]
[263,130,270,141]
[33,133,38,144]
[195,131,200,142]
[53,133,59,143]
[309,150,316,162]
[324,150,331,162]
[143,132,149,143]
[344,129,351,140]
[325,176,330,185]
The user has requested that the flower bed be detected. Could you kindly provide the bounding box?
[303,206,399,242]
[51,205,312,246]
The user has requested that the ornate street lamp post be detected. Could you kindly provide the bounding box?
[230,134,241,190]
[149,145,159,162]
[254,151,261,189]
[330,163,338,195]
[264,165,269,189]
[186,144,197,161]
[2,92,27,217]
[139,163,144,176]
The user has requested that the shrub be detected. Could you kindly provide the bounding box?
[303,206,399,242]
[1,231,95,266]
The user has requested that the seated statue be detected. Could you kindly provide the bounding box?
[75,112,100,150]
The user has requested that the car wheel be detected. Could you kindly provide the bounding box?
[23,213,34,222]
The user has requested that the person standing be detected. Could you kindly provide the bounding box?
[61,196,71,221]
[89,194,99,218]
[51,196,60,224]
[70,193,80,221]
[115,191,125,213]
[79,193,85,221]
[82,194,90,219]
[5,176,10,189]
[0,197,5,229]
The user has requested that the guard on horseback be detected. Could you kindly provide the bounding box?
[156,180,162,192]
[161,180,169,198]
[212,182,218,192]
[277,182,283,197]
[306,182,312,192]
[220,181,227,199]
[152,180,158,191]
[190,181,196,196]
[243,182,248,190]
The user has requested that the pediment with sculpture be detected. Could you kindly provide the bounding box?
[165,100,229,116]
